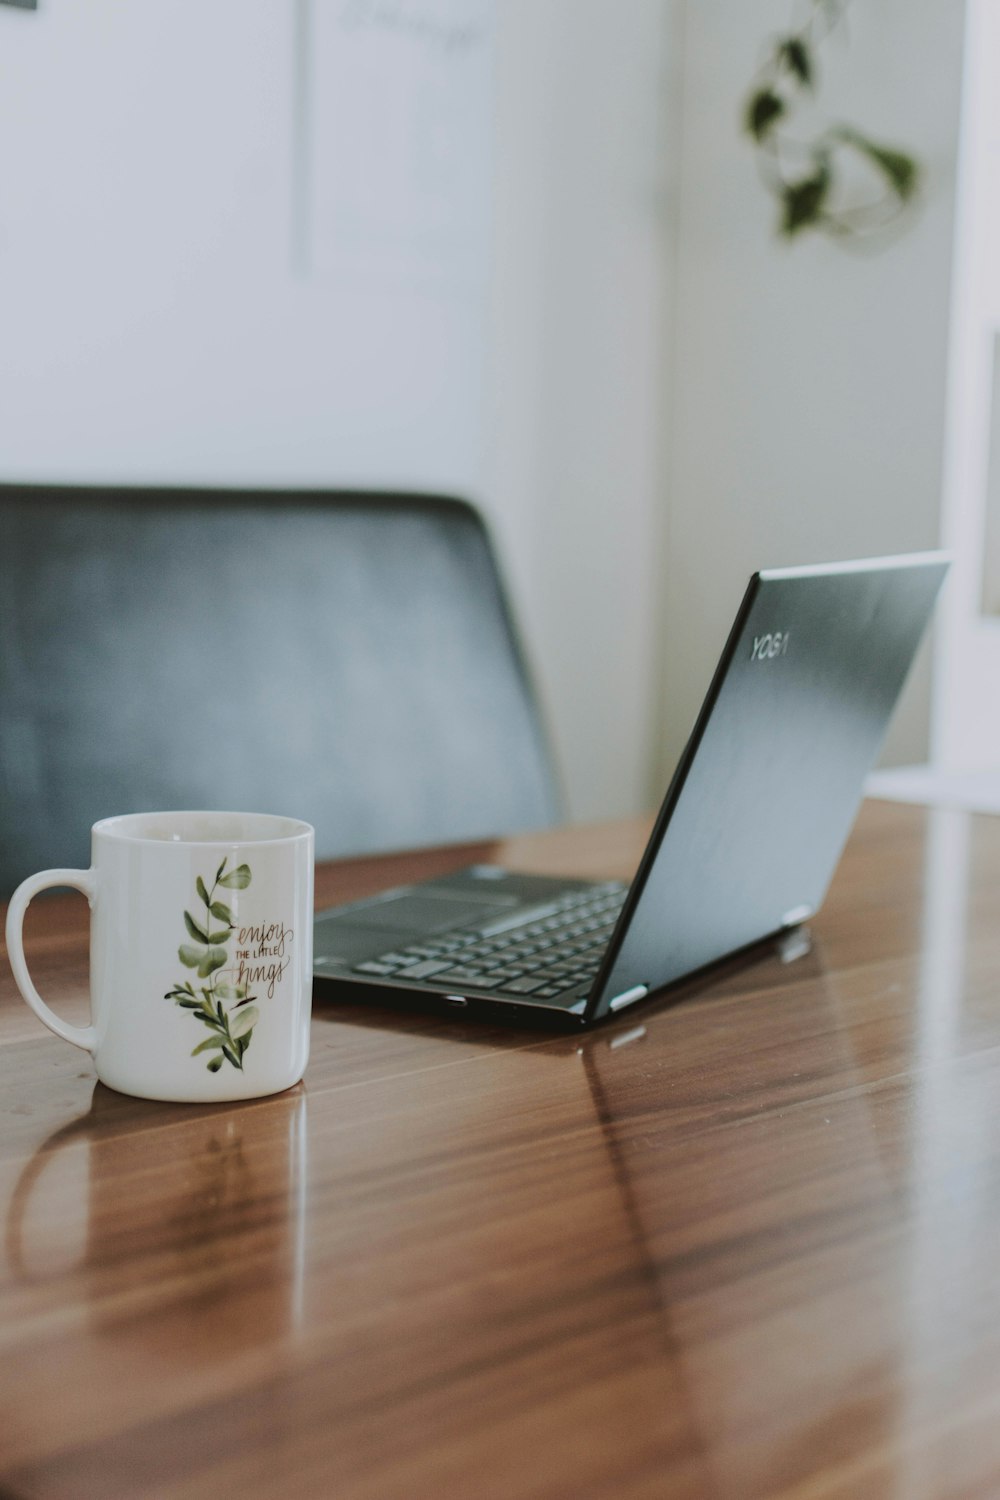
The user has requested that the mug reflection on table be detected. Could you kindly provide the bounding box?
[6,1083,309,1352]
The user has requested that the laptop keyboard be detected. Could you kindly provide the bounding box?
[351,882,627,1002]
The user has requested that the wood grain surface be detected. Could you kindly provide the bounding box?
[3,799,1000,1499]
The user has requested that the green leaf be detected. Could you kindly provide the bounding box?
[230,1004,259,1038]
[207,1056,223,1072]
[746,88,785,141]
[778,36,812,87]
[184,911,210,944]
[781,163,830,235]
[179,943,205,968]
[191,1035,225,1056]
[196,876,210,906]
[177,999,203,1010]
[207,928,231,945]
[210,900,233,923]
[197,946,228,978]
[218,864,252,890]
[222,1045,241,1069]
[215,983,246,1000]
[843,131,919,200]
[215,858,227,883]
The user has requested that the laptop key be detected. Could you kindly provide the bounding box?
[429,967,492,987]
[354,961,402,976]
[495,976,547,995]
[394,959,451,979]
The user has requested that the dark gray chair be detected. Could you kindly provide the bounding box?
[0,485,562,895]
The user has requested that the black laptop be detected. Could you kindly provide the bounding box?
[313,552,949,1028]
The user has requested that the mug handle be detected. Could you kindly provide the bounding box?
[5,868,97,1052]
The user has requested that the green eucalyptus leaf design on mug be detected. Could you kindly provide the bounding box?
[164,857,257,1072]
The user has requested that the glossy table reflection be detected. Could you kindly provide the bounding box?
[3,799,1000,1499]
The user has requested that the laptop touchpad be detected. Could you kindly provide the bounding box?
[314,890,519,970]
[327,891,515,932]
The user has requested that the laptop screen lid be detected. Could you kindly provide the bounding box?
[585,552,949,1023]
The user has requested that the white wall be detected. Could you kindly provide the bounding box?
[487,0,675,821]
[932,0,1000,773]
[0,0,488,491]
[659,0,967,781]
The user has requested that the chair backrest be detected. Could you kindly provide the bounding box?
[0,485,562,895]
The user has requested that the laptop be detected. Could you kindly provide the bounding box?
[313,551,949,1028]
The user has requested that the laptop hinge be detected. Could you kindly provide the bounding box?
[608,984,649,1013]
[781,903,813,927]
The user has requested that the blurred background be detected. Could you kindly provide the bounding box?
[1,0,993,825]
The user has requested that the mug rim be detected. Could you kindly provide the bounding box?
[91,810,315,848]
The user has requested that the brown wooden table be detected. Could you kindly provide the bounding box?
[2,798,1000,1499]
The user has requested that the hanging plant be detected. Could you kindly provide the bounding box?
[744,0,921,241]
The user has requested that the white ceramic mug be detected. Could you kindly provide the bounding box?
[5,811,314,1103]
